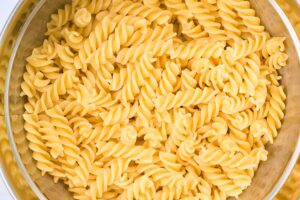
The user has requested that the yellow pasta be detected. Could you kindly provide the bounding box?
[20,0,289,199]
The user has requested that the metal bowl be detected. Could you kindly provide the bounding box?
[0,0,300,199]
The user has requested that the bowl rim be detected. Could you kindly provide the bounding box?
[2,0,300,200]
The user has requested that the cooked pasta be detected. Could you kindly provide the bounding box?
[21,0,289,199]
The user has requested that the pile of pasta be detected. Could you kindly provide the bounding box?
[21,0,289,199]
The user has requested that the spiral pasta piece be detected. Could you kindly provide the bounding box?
[89,158,131,198]
[155,87,218,112]
[116,39,174,64]
[218,0,241,40]
[171,40,226,60]
[266,85,286,143]
[35,70,79,113]
[23,114,56,174]
[185,0,226,38]
[158,61,181,95]
[226,0,265,34]
[72,144,96,187]
[229,32,269,60]
[97,141,155,164]
[111,0,172,25]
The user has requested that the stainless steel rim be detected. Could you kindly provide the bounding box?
[0,1,26,199]
[3,0,47,199]
[264,1,300,199]
[2,0,300,200]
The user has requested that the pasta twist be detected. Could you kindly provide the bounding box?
[188,93,225,132]
[99,103,138,125]
[89,158,131,198]
[124,24,176,47]
[137,80,157,127]
[226,0,265,34]
[158,61,181,95]
[217,0,241,40]
[111,0,172,25]
[72,144,96,187]
[97,141,155,163]
[155,87,218,112]
[159,152,182,172]
[193,63,229,91]
[120,125,138,146]
[178,140,195,161]
[137,164,184,187]
[55,44,76,70]
[143,0,160,7]
[86,22,135,66]
[45,106,80,164]
[23,114,55,174]
[38,120,64,159]
[46,4,76,34]
[266,52,288,70]
[229,32,269,60]
[266,85,286,143]
[74,8,92,28]
[35,70,79,113]
[185,0,226,38]
[116,39,174,64]
[196,146,264,170]
[119,175,156,200]
[171,40,226,60]
[222,95,252,114]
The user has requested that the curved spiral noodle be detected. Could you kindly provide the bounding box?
[137,164,184,187]
[72,144,96,187]
[55,44,76,70]
[119,175,156,200]
[229,32,269,60]
[143,0,160,7]
[155,87,218,112]
[116,39,174,65]
[124,24,176,46]
[196,146,262,170]
[159,152,182,172]
[99,103,138,125]
[178,140,195,161]
[185,0,226,39]
[35,70,79,113]
[226,0,265,34]
[266,85,286,143]
[111,0,172,25]
[46,3,76,34]
[120,125,138,146]
[158,61,181,95]
[38,120,64,159]
[89,158,131,198]
[171,40,226,60]
[62,29,84,51]
[193,64,229,91]
[74,8,92,28]
[23,114,55,174]
[222,95,252,114]
[266,52,288,70]
[46,106,80,164]
[218,0,241,40]
[86,22,135,66]
[181,69,197,91]
[137,80,157,127]
[97,141,155,163]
